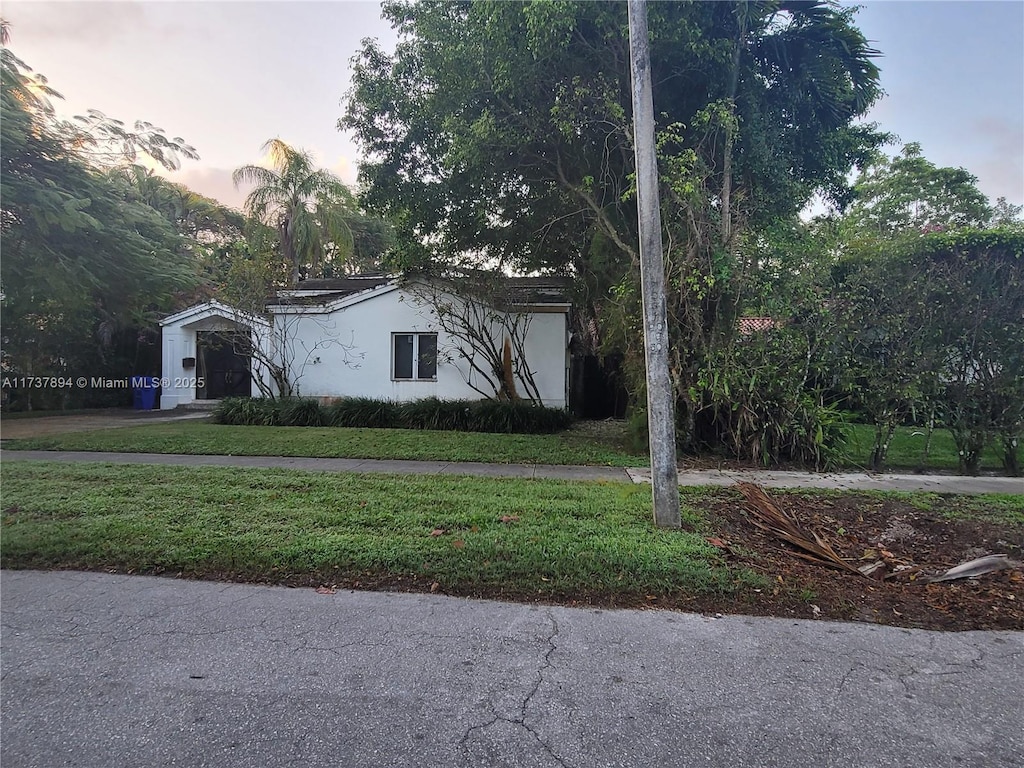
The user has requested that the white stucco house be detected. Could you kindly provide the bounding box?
[158,275,571,410]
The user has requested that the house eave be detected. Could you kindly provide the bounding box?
[160,300,271,330]
[267,280,402,314]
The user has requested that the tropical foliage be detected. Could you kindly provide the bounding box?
[1,26,206,408]
[233,139,363,285]
[344,0,887,462]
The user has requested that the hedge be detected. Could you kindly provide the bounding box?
[213,396,572,434]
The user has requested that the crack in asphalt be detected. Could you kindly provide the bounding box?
[457,610,568,767]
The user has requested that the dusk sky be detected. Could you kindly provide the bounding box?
[4,0,1022,212]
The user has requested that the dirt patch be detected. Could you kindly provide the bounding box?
[703,491,1024,631]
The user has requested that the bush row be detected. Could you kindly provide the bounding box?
[212,396,572,434]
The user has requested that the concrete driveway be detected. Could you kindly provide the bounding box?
[2,570,1021,768]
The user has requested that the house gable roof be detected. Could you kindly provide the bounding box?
[165,276,573,324]
[268,277,402,314]
[271,275,572,314]
[159,300,270,329]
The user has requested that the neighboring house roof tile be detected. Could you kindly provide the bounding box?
[738,316,778,335]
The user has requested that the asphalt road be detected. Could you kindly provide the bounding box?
[2,570,1022,768]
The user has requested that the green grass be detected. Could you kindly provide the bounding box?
[843,423,1006,472]
[901,492,1024,525]
[0,462,743,600]
[2,421,645,466]
[3,418,1016,475]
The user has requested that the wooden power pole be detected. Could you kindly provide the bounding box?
[627,0,681,528]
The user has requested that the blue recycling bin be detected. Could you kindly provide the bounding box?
[133,377,158,410]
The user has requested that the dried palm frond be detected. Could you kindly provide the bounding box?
[736,482,865,577]
[923,554,1019,584]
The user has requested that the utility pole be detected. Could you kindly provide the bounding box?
[627,0,681,529]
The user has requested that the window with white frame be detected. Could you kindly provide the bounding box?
[392,333,437,380]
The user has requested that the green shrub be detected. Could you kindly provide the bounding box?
[281,398,323,427]
[324,397,398,428]
[214,397,570,434]
[469,399,572,434]
[213,397,281,426]
[397,398,472,431]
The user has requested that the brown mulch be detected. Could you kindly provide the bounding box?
[701,489,1024,631]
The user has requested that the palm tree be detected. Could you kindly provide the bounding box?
[232,139,356,285]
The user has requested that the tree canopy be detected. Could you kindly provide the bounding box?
[344,0,885,274]
[233,139,362,286]
[1,24,207,406]
[841,142,995,238]
[344,0,887,452]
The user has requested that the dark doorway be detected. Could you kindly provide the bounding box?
[197,331,251,400]
[570,354,628,419]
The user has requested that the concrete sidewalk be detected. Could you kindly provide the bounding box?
[3,448,1023,493]
[2,570,1021,768]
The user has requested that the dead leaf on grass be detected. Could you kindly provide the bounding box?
[430,528,446,537]
[500,515,520,524]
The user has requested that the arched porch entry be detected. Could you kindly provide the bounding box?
[160,302,267,409]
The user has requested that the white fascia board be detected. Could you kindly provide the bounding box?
[159,300,270,330]
[268,280,401,315]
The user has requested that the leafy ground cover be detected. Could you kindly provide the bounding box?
[0,462,740,601]
[1,417,1010,473]
[2,461,1020,630]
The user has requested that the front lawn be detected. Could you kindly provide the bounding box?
[2,418,1011,473]
[843,423,1006,473]
[3,461,1021,629]
[0,462,735,602]
[0,420,644,466]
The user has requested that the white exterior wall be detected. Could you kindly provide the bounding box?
[277,287,569,408]
[159,286,570,410]
[159,324,193,410]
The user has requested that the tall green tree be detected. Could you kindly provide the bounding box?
[345,0,885,451]
[1,25,200,407]
[841,142,994,241]
[828,142,1022,471]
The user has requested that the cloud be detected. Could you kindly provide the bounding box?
[330,156,357,186]
[969,117,1024,205]
[164,166,249,211]
[3,1,151,45]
